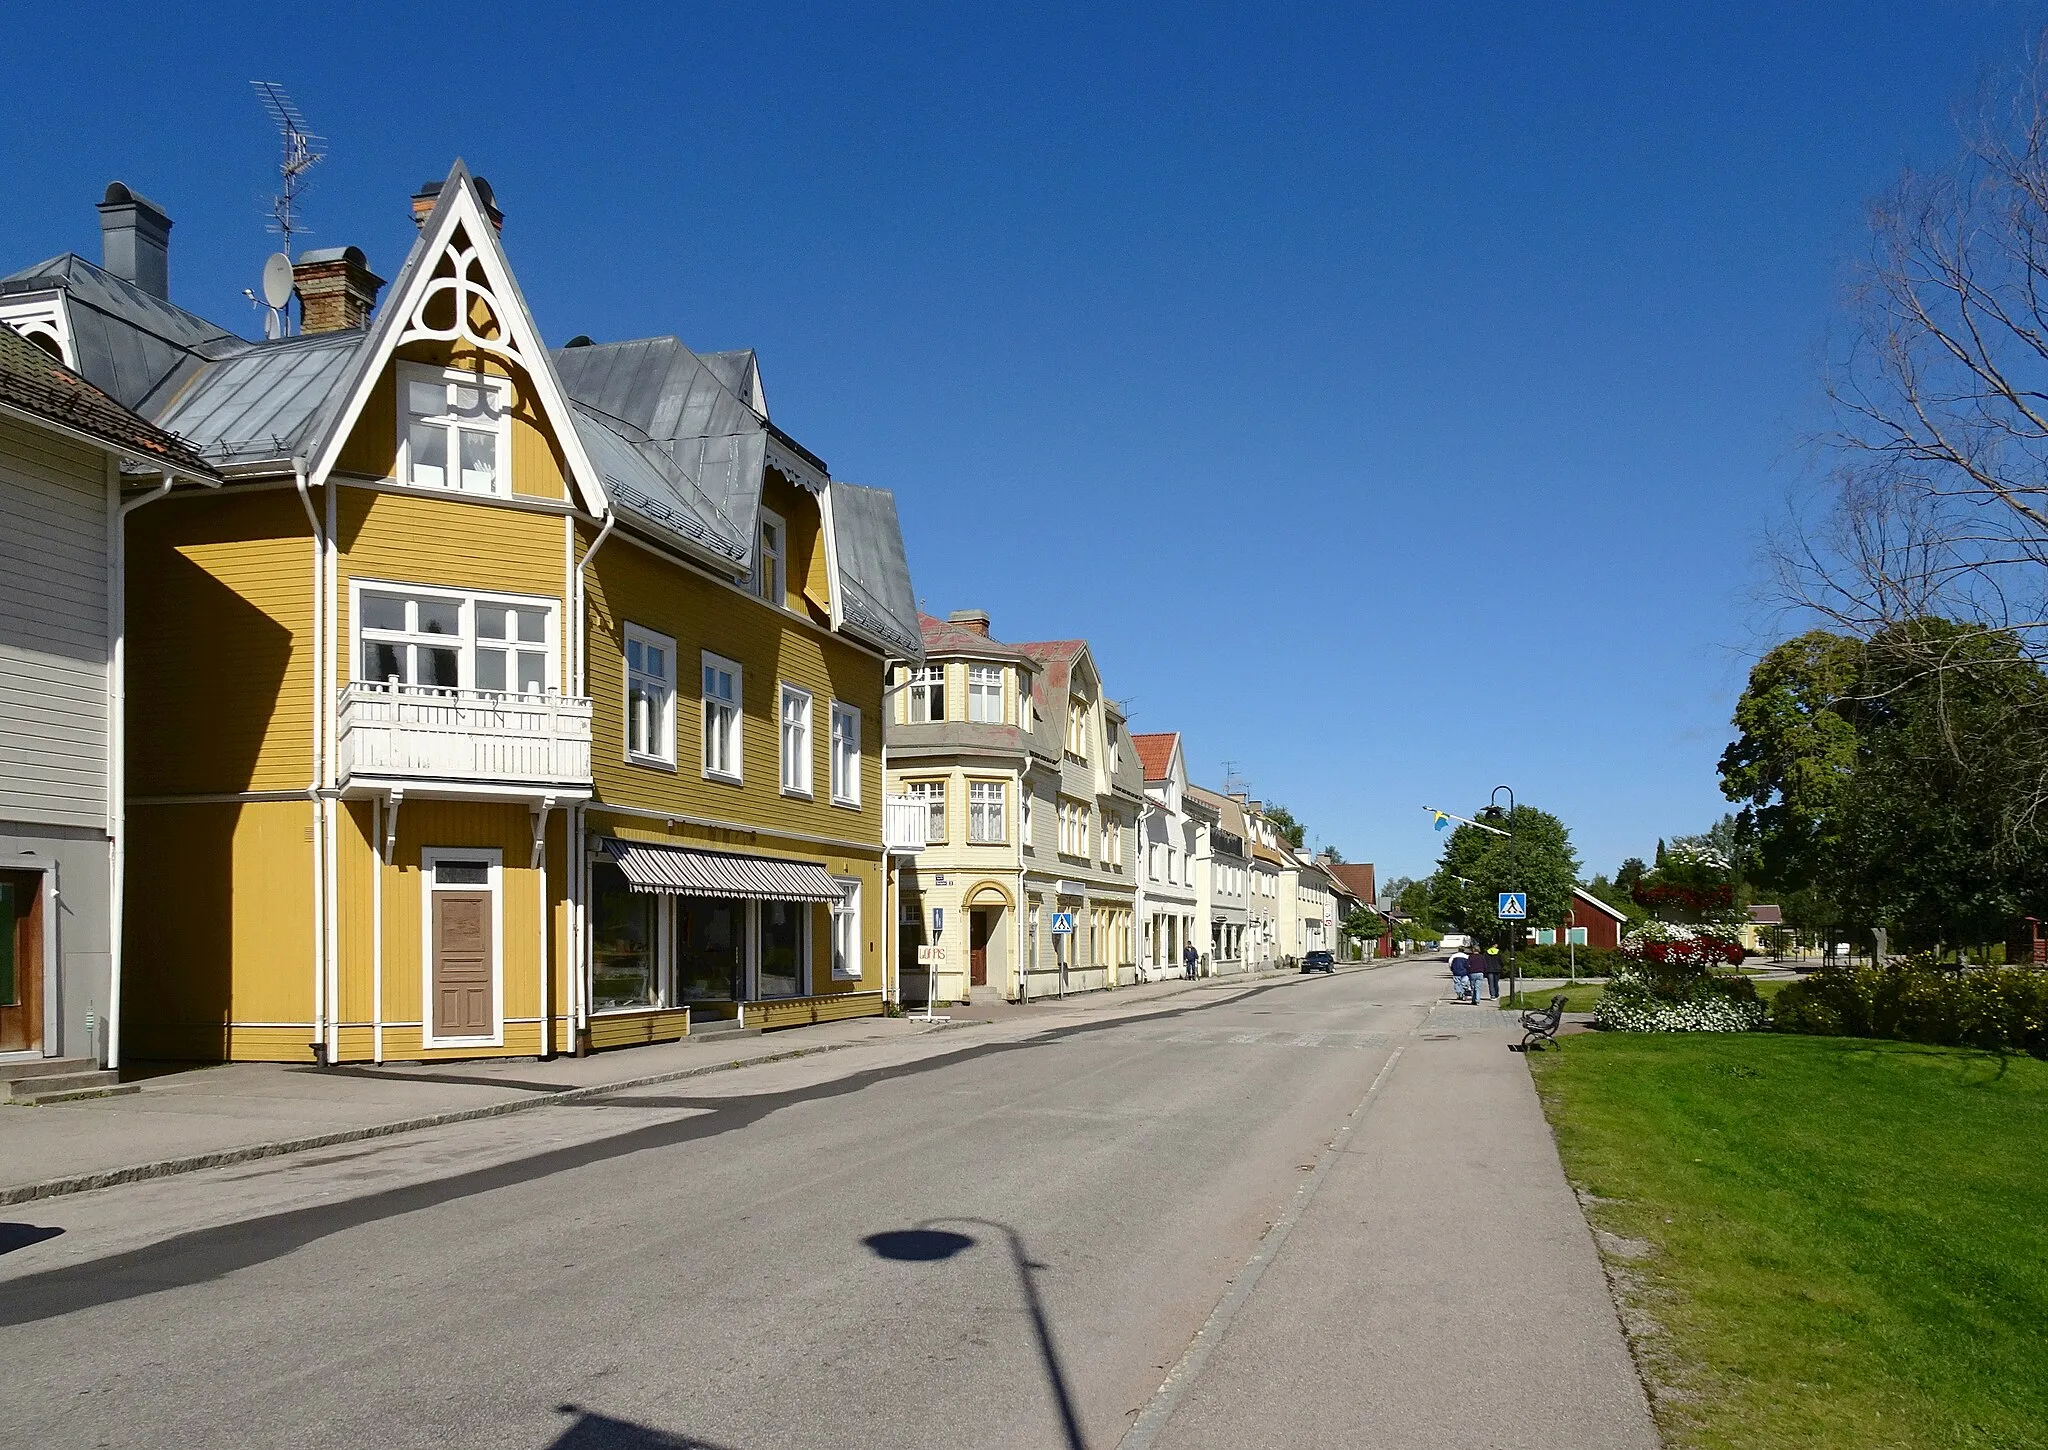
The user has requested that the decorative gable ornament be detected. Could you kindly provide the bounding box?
[306,160,607,516]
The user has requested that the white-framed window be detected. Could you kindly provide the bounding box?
[1066,699,1089,758]
[1107,720,1120,773]
[1110,816,1123,869]
[753,507,786,606]
[1079,805,1092,858]
[967,665,1003,723]
[624,623,675,766]
[831,878,863,981]
[702,652,742,781]
[906,780,947,842]
[1021,790,1034,849]
[830,702,861,806]
[780,684,813,796]
[398,361,510,496]
[968,781,1006,843]
[908,665,946,723]
[1148,842,1162,880]
[354,582,556,694]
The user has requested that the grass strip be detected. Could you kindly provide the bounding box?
[1530,1033,2048,1448]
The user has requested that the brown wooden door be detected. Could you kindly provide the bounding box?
[969,909,990,987]
[0,872,43,1055]
[432,891,494,1038]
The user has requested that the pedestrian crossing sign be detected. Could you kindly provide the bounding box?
[1497,892,1527,920]
[1050,911,1076,935]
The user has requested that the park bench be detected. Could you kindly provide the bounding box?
[1511,993,1569,1052]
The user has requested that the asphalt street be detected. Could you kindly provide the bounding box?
[0,961,1653,1450]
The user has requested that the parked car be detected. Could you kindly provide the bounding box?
[1301,950,1336,974]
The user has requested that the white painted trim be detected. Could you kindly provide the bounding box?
[0,291,74,368]
[420,845,506,1049]
[779,681,814,798]
[829,700,862,808]
[305,162,609,516]
[394,359,515,499]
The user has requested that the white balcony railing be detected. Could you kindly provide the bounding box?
[337,681,593,792]
[884,794,929,854]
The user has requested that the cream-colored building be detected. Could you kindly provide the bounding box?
[885,610,1140,1002]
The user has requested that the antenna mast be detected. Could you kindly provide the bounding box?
[250,81,324,260]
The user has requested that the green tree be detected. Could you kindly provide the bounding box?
[1262,804,1307,850]
[1341,905,1387,947]
[1394,877,1440,930]
[1321,845,1345,864]
[1721,621,2048,953]
[1425,805,1581,941]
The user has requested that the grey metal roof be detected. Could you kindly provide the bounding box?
[828,480,923,661]
[551,336,768,562]
[149,331,364,466]
[697,349,762,415]
[569,404,746,562]
[1,254,241,412]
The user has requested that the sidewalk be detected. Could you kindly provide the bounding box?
[0,963,1372,1206]
[1148,986,1658,1449]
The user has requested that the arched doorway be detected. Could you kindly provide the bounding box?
[965,882,1012,997]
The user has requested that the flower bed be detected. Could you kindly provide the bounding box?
[1595,924,1765,1033]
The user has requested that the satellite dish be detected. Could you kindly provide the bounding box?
[261,252,294,310]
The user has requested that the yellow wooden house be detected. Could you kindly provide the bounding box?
[20,163,924,1062]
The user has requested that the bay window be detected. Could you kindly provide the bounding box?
[908,666,946,723]
[968,781,1006,843]
[905,780,947,842]
[967,665,1003,722]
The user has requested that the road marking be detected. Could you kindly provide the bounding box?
[1118,1043,1407,1450]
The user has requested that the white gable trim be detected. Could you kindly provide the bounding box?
[1572,886,1629,922]
[304,162,608,516]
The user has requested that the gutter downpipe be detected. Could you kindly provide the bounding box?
[293,459,330,1065]
[105,469,175,1070]
[569,509,615,1050]
[323,478,341,1062]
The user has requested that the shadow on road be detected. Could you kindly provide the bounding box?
[865,1219,1092,1450]
[0,973,1353,1328]
[0,1223,64,1256]
[549,1405,737,1449]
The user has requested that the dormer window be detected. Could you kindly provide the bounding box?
[967,665,1003,723]
[1066,699,1090,759]
[400,362,508,496]
[753,508,786,606]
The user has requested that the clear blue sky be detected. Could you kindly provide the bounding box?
[7,2,2039,881]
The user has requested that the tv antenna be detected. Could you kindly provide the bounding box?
[250,81,324,260]
[1221,761,1249,796]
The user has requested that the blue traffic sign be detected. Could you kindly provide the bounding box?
[1496,893,1528,920]
[1050,911,1076,935]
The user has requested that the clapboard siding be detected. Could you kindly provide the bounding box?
[0,413,109,829]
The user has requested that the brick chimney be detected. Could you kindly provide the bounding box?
[412,176,504,233]
[96,182,171,300]
[292,247,385,333]
[947,609,991,636]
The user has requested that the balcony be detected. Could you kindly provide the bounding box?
[336,681,593,796]
[884,794,928,854]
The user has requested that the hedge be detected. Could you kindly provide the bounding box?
[1772,962,2048,1058]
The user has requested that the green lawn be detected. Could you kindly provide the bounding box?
[1529,1034,2048,1449]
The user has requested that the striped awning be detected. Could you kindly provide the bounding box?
[598,838,843,903]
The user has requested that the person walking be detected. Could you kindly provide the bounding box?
[1448,947,1471,1002]
[1481,943,1503,1001]
[1183,941,1199,980]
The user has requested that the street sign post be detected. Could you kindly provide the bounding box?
[1050,912,1075,935]
[1497,893,1527,1002]
[1496,893,1527,920]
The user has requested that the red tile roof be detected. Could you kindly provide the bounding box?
[0,322,216,478]
[1131,731,1178,782]
[1325,862,1378,905]
[916,612,1032,660]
